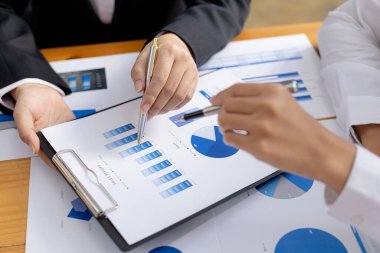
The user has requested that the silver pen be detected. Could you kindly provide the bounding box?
[137,38,159,144]
[177,80,299,122]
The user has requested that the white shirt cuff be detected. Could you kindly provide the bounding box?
[325,145,380,239]
[0,78,65,110]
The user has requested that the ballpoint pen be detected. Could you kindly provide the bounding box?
[176,80,299,122]
[137,38,159,144]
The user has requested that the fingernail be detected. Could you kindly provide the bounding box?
[211,96,220,105]
[141,103,150,113]
[135,80,143,92]
[31,145,36,155]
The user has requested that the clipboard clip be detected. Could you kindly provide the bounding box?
[52,149,119,218]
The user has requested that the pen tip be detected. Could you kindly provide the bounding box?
[175,116,185,122]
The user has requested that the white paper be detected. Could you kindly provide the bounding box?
[40,69,279,245]
[0,128,33,160]
[199,34,335,120]
[26,120,373,253]
[50,53,141,111]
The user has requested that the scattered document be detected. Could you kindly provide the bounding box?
[26,120,375,252]
[38,69,278,247]
[0,128,33,161]
[199,34,335,120]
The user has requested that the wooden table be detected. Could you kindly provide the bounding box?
[0,22,321,253]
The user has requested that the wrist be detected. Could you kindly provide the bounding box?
[10,83,57,101]
[307,127,356,193]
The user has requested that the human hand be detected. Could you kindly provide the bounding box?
[354,124,380,156]
[211,83,356,193]
[11,84,75,155]
[131,33,198,119]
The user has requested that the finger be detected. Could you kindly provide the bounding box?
[174,74,198,110]
[221,97,261,114]
[13,106,40,154]
[141,51,175,113]
[131,44,150,93]
[210,83,260,105]
[223,130,252,150]
[158,69,196,115]
[218,110,256,133]
[148,61,187,117]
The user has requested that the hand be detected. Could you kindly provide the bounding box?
[131,33,199,119]
[354,124,380,156]
[11,84,75,155]
[211,83,356,193]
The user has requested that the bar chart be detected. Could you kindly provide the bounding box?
[199,48,302,71]
[102,124,194,199]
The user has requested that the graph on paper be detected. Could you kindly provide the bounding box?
[256,173,313,199]
[191,126,239,158]
[199,48,302,71]
[275,228,348,253]
[102,123,193,199]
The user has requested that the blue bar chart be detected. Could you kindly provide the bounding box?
[142,160,173,176]
[105,133,138,150]
[119,141,153,157]
[103,124,135,138]
[199,48,302,71]
[153,170,182,186]
[136,150,163,164]
[242,72,312,102]
[160,180,193,199]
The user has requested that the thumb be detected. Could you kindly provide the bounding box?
[13,107,40,154]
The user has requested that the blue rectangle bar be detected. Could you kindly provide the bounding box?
[199,90,211,100]
[142,160,172,176]
[136,150,162,164]
[0,114,14,122]
[119,141,153,157]
[153,170,182,186]
[103,124,135,138]
[160,180,192,198]
[169,107,200,127]
[73,109,96,119]
[105,133,138,150]
[295,95,312,102]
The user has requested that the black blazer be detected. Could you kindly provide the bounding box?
[0,0,250,113]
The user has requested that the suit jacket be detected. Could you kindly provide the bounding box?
[0,0,250,113]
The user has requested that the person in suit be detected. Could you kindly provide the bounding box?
[0,0,250,153]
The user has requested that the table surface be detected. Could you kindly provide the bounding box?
[0,22,321,253]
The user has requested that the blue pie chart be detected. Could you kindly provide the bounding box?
[256,173,313,199]
[149,246,182,253]
[275,228,348,253]
[191,126,239,158]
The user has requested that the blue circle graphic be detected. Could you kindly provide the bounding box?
[149,246,182,253]
[256,172,313,199]
[191,126,238,158]
[275,228,348,253]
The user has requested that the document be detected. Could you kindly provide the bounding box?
[0,128,33,161]
[39,69,279,247]
[26,121,376,253]
[0,53,140,131]
[199,34,335,120]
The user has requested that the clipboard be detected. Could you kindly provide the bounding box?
[36,69,281,251]
[38,130,280,251]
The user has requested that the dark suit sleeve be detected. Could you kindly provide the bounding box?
[0,1,70,94]
[160,0,250,66]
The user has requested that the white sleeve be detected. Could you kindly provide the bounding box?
[325,145,380,240]
[0,78,65,110]
[318,0,380,137]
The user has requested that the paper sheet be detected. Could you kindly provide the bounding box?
[26,119,373,253]
[0,128,33,161]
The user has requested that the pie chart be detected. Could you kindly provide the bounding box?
[191,126,239,158]
[256,173,313,199]
[275,228,348,253]
[149,246,182,253]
